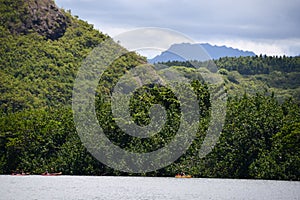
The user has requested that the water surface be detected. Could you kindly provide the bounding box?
[1,175,299,200]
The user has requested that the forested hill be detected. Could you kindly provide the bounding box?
[0,0,146,113]
[0,0,299,180]
[0,0,103,112]
[160,56,300,102]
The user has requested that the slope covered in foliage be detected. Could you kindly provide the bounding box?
[161,55,300,102]
[0,1,111,112]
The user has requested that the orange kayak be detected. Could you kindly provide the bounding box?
[11,173,29,176]
[175,174,192,178]
[41,172,62,176]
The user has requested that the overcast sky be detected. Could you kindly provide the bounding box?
[55,0,300,57]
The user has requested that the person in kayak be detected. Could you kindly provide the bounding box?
[43,170,49,175]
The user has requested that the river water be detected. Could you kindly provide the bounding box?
[1,175,299,200]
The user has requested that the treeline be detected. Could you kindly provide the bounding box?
[160,56,300,102]
[159,55,300,75]
[1,94,299,180]
[202,94,299,180]
[216,55,300,74]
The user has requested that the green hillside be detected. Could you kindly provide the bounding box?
[0,0,299,180]
[1,0,100,112]
[161,56,300,102]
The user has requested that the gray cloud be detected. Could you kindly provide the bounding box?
[55,0,300,55]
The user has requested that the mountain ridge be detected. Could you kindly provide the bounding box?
[149,43,256,63]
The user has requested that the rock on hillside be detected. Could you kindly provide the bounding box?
[0,0,69,40]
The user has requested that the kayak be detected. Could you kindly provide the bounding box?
[175,174,192,178]
[41,172,62,176]
[11,173,29,176]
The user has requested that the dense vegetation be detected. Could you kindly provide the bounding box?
[161,56,300,102]
[0,0,299,180]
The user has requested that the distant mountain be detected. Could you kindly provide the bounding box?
[148,43,256,63]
